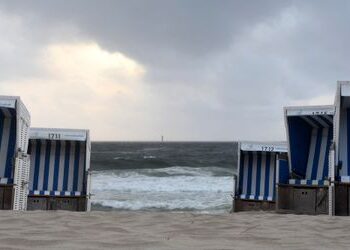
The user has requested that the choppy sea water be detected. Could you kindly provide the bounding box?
[91,142,237,213]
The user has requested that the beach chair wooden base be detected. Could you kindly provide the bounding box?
[0,185,13,210]
[234,199,275,212]
[334,183,350,216]
[27,196,88,211]
[277,185,328,215]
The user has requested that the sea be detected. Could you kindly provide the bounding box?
[91,142,238,213]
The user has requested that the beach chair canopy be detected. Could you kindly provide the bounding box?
[285,106,334,186]
[0,96,30,185]
[237,142,288,202]
[335,82,350,183]
[28,128,90,197]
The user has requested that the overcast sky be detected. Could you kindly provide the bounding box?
[0,1,347,141]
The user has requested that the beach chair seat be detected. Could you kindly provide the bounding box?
[239,194,273,201]
[0,178,13,184]
[288,179,329,186]
[29,190,85,196]
[338,176,350,183]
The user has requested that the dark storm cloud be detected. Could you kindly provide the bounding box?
[0,0,349,140]
[0,1,290,65]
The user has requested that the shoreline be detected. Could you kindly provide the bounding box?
[0,210,348,249]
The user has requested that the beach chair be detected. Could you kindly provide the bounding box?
[333,81,350,215]
[27,128,91,211]
[0,96,31,210]
[232,141,288,212]
[277,105,334,214]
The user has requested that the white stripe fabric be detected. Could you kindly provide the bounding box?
[58,141,66,191]
[316,128,328,180]
[37,141,46,191]
[250,152,257,199]
[306,129,318,179]
[78,143,85,193]
[67,141,76,192]
[268,153,276,201]
[259,153,266,200]
[47,141,56,191]
[29,141,37,189]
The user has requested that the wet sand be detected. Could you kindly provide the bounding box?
[0,211,349,249]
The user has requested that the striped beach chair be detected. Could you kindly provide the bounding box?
[0,96,30,211]
[333,81,350,215]
[27,128,91,211]
[233,141,288,212]
[277,105,334,214]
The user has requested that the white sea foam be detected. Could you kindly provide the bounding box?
[143,155,157,159]
[91,167,233,213]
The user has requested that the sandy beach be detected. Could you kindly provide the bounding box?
[0,211,349,249]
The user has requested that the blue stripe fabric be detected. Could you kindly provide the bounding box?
[42,141,51,190]
[338,108,350,179]
[323,127,333,179]
[4,112,16,179]
[33,140,42,190]
[246,152,253,196]
[28,139,86,196]
[53,141,61,190]
[8,108,16,117]
[0,111,5,162]
[238,151,278,201]
[63,141,71,191]
[73,142,80,191]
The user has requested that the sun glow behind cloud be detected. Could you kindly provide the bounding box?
[43,43,145,97]
[0,42,148,140]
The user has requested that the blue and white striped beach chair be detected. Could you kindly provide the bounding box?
[277,105,334,214]
[27,128,91,211]
[233,141,288,212]
[333,81,350,215]
[0,96,30,211]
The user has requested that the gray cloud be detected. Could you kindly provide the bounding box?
[0,0,348,140]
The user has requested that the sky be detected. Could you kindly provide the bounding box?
[0,0,348,141]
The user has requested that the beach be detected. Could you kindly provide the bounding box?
[0,211,349,250]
